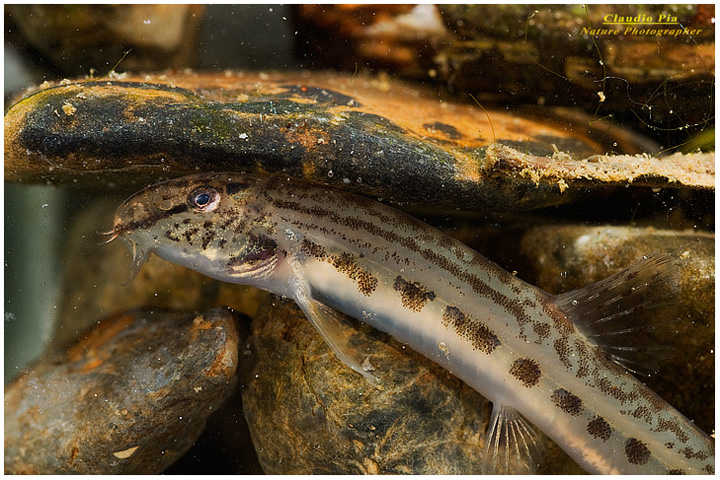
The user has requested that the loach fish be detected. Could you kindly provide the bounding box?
[106,172,714,474]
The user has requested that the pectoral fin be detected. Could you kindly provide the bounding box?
[293,288,381,387]
[483,403,544,474]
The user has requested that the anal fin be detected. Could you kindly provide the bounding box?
[294,289,382,387]
[555,253,678,376]
[483,403,544,474]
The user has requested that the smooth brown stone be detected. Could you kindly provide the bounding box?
[5,307,243,474]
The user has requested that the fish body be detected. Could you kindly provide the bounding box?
[110,172,714,474]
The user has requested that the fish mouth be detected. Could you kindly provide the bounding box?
[97,226,150,286]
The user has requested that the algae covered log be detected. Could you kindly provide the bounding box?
[4,307,244,474]
[5,71,710,211]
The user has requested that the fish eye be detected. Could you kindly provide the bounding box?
[195,193,210,205]
[188,186,220,212]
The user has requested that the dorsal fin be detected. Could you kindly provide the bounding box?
[555,253,679,377]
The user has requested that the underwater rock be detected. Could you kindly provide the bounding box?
[292,5,447,78]
[5,71,711,212]
[4,307,243,474]
[7,5,204,75]
[292,5,714,146]
[163,386,264,474]
[437,4,714,148]
[239,298,584,474]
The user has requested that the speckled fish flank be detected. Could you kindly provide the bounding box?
[109,172,714,474]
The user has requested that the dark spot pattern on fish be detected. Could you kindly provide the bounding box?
[587,416,612,441]
[442,306,500,354]
[535,290,575,334]
[184,227,199,243]
[627,405,653,423]
[301,238,328,259]
[331,253,378,297]
[201,229,216,249]
[111,173,716,474]
[533,322,550,341]
[679,447,710,461]
[625,437,651,465]
[118,203,188,235]
[393,276,436,312]
[573,339,592,378]
[301,238,376,296]
[509,358,541,387]
[655,418,690,444]
[226,181,252,195]
[554,336,572,370]
[551,388,584,416]
[271,198,534,330]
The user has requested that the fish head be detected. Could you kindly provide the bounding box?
[105,172,273,285]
